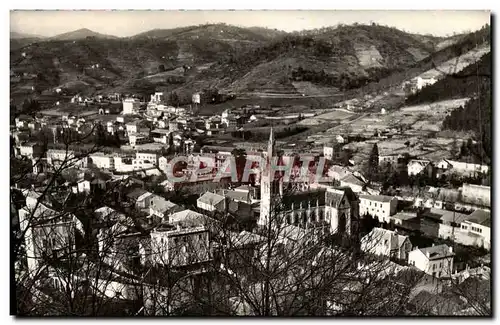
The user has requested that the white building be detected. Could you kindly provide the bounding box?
[360,227,412,261]
[150,224,211,267]
[136,152,158,166]
[359,195,398,222]
[457,209,490,250]
[122,98,141,115]
[149,195,179,220]
[436,159,489,177]
[408,244,454,278]
[88,152,115,170]
[197,192,226,212]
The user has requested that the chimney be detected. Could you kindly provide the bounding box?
[426,251,430,258]
[432,243,434,247]
[449,246,453,253]
[466,264,469,270]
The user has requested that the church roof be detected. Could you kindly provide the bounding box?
[279,189,326,212]
[325,186,357,207]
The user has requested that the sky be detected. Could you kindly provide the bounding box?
[10,10,491,38]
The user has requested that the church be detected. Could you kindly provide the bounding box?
[258,128,360,235]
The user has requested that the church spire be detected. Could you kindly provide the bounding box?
[267,127,275,160]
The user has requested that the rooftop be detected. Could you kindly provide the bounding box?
[391,211,418,221]
[197,192,225,206]
[150,196,178,214]
[465,209,490,227]
[428,208,470,224]
[418,244,454,260]
[359,194,395,203]
[340,174,366,187]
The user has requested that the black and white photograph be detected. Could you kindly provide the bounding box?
[9,9,492,317]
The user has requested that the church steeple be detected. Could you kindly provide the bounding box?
[267,127,275,161]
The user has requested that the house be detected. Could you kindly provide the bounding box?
[436,159,489,178]
[456,209,490,250]
[88,152,115,170]
[339,174,366,193]
[18,193,81,275]
[197,192,226,212]
[151,129,171,144]
[435,209,470,241]
[407,159,434,177]
[18,142,43,159]
[149,223,211,267]
[324,187,359,235]
[327,165,351,181]
[136,152,158,166]
[360,227,412,261]
[128,133,151,147]
[359,195,398,222]
[408,244,454,278]
[149,195,179,221]
[122,98,141,115]
[126,188,154,209]
[389,211,420,231]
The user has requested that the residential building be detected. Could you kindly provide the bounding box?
[151,129,171,144]
[436,159,489,178]
[360,227,412,261]
[150,223,211,267]
[149,196,180,221]
[136,152,158,166]
[18,142,43,159]
[359,195,398,222]
[88,152,115,170]
[408,244,454,278]
[340,174,366,193]
[435,209,470,241]
[126,188,154,209]
[18,191,81,275]
[122,98,141,115]
[46,149,87,169]
[197,192,226,213]
[456,209,490,250]
[407,159,434,177]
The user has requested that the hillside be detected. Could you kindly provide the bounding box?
[50,28,119,41]
[344,25,491,98]
[405,52,491,105]
[131,23,285,42]
[10,23,486,108]
[178,24,455,95]
[10,31,45,39]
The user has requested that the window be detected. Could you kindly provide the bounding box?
[439,262,442,268]
[433,264,436,270]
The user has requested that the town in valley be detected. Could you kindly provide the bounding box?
[10,10,492,316]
